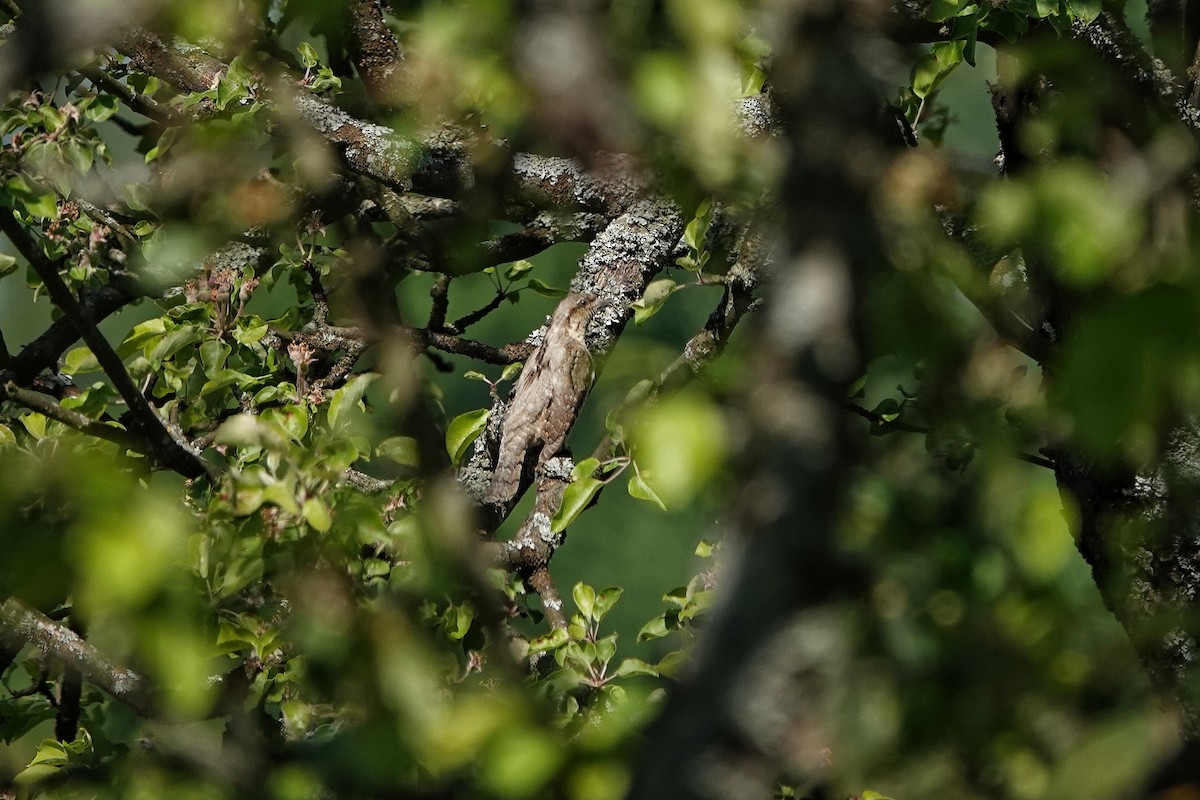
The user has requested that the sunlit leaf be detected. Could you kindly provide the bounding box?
[445,408,489,464]
[551,476,603,532]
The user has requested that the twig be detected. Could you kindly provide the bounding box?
[428,274,450,331]
[119,28,646,215]
[416,329,531,365]
[841,400,930,435]
[451,292,508,333]
[76,65,179,124]
[70,196,139,249]
[527,568,567,630]
[341,468,392,493]
[842,402,1055,469]
[305,263,330,326]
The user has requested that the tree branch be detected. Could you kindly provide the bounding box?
[347,0,406,108]
[0,381,143,451]
[77,64,180,124]
[0,597,154,717]
[0,214,215,480]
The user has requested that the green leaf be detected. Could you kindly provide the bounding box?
[637,615,673,642]
[225,56,254,89]
[24,190,58,220]
[551,476,603,532]
[927,0,970,22]
[695,539,714,557]
[444,603,474,640]
[216,77,246,110]
[1067,0,1100,22]
[463,370,488,382]
[627,472,668,510]
[594,633,617,665]
[505,259,534,279]
[592,587,623,621]
[527,627,569,655]
[20,413,47,438]
[377,436,420,466]
[297,42,320,69]
[29,738,68,766]
[147,327,202,366]
[662,587,688,608]
[500,361,524,382]
[683,200,713,251]
[63,140,93,174]
[119,317,167,356]
[872,398,902,423]
[199,369,252,397]
[145,127,183,163]
[911,40,965,99]
[526,278,565,297]
[572,457,601,481]
[572,583,597,621]
[262,405,309,442]
[261,482,300,514]
[950,11,981,66]
[62,346,100,375]
[14,764,61,784]
[631,279,678,325]
[445,408,490,464]
[84,93,118,122]
[199,339,230,376]
[328,373,377,427]
[232,318,268,345]
[302,497,332,532]
[612,658,659,679]
[988,9,1029,40]
[0,253,14,277]
[215,414,283,449]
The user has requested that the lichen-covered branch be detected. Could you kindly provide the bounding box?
[1069,12,1200,136]
[0,597,153,717]
[347,0,406,108]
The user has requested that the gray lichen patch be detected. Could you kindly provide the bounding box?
[292,93,418,190]
[573,199,682,308]
[512,153,644,216]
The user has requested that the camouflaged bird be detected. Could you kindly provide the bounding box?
[485,293,606,506]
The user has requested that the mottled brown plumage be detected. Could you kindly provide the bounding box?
[485,293,602,506]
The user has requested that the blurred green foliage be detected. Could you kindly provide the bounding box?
[0,0,1194,799]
